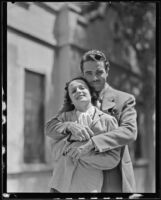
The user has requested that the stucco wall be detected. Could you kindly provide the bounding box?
[7,30,55,171]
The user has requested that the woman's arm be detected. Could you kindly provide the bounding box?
[64,115,121,170]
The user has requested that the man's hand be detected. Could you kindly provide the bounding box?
[63,139,94,161]
[67,122,94,141]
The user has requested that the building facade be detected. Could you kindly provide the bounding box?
[6,2,155,192]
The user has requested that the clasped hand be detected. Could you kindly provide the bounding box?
[67,122,94,141]
[63,139,94,161]
[63,122,94,161]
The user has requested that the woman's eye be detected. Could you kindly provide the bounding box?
[72,89,76,94]
[79,86,85,90]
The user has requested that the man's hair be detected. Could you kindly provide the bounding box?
[80,49,110,72]
[64,76,99,110]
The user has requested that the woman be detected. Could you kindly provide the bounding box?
[49,77,121,193]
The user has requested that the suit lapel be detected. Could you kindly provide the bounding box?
[90,107,104,128]
[101,86,116,112]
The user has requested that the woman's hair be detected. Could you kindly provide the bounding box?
[64,76,98,110]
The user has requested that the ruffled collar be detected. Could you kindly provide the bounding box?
[75,105,95,127]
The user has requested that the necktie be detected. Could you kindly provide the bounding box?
[96,96,103,109]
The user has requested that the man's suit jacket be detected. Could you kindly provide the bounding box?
[92,85,137,192]
[46,84,137,192]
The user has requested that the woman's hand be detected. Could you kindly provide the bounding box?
[63,139,94,161]
[67,122,94,141]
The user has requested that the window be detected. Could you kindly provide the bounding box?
[24,70,45,163]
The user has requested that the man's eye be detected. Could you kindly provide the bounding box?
[85,72,92,75]
[96,71,103,75]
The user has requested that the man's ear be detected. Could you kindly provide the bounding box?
[106,67,110,73]
[106,67,109,81]
[105,61,110,69]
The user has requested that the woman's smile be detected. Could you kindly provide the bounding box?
[76,93,86,100]
[68,79,92,110]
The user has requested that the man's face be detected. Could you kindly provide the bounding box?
[82,61,108,92]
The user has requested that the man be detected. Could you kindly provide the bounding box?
[46,50,137,192]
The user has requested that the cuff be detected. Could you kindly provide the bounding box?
[91,137,111,153]
[91,138,100,152]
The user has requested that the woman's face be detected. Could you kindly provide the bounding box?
[68,79,91,107]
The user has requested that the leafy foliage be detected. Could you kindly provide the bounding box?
[109,2,155,105]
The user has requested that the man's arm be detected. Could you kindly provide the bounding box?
[80,147,121,170]
[45,100,76,141]
[64,115,121,170]
[45,110,73,141]
[51,135,121,171]
[45,112,94,141]
[92,95,137,152]
[46,115,70,141]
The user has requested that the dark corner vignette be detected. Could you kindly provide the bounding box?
[2,1,161,200]
[2,0,7,198]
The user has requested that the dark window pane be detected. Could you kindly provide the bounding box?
[24,69,45,163]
